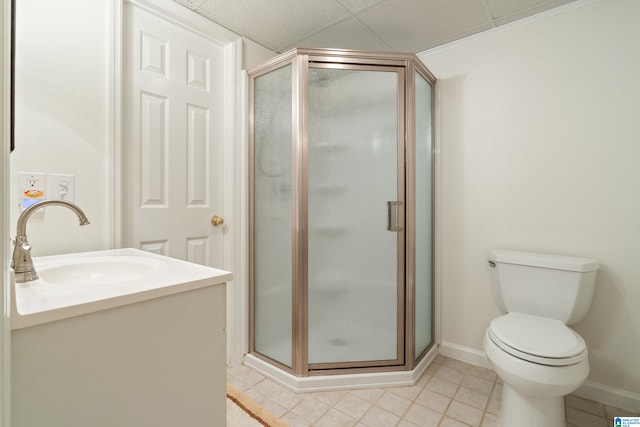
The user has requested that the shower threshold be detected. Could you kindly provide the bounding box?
[243,346,438,393]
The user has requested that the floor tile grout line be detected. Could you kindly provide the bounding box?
[433,376,460,427]
[478,377,499,427]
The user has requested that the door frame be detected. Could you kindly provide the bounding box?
[114,0,246,365]
[1,0,11,423]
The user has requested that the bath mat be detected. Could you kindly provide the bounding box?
[226,384,290,427]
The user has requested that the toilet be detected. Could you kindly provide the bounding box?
[483,249,598,427]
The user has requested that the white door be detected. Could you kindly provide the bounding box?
[123,4,225,266]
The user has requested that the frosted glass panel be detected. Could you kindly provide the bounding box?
[415,72,433,358]
[307,67,400,364]
[253,65,293,367]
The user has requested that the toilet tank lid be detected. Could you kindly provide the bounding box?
[489,249,598,272]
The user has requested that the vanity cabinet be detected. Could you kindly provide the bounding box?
[12,283,227,427]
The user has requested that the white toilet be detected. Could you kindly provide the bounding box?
[483,249,598,427]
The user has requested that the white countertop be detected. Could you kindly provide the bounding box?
[12,248,232,329]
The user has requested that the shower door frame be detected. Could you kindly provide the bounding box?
[302,60,407,374]
[248,48,436,377]
[405,59,437,368]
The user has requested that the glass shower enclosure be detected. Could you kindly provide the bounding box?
[249,49,435,378]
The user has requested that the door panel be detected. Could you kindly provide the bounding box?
[124,4,224,266]
[251,64,294,368]
[307,65,405,368]
[414,71,433,358]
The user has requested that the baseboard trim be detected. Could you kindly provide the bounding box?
[438,341,640,413]
[573,380,640,413]
[439,341,491,369]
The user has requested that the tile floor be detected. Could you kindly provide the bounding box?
[227,355,638,427]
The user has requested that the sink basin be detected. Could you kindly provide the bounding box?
[12,248,233,329]
[38,256,165,286]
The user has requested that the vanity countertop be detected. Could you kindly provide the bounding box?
[12,248,232,329]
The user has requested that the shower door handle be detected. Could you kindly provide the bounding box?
[387,201,403,232]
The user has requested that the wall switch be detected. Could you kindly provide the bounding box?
[48,173,75,202]
[18,172,46,212]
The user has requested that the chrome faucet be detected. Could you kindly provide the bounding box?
[11,199,90,283]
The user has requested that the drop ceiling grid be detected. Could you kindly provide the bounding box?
[355,0,493,52]
[173,0,580,54]
[487,0,578,26]
[195,0,352,51]
[335,0,387,14]
[286,16,391,53]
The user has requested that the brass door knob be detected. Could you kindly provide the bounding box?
[211,215,224,227]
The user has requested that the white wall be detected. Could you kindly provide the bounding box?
[10,0,111,256]
[420,0,640,403]
[243,37,277,71]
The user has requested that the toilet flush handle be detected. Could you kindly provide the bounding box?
[488,260,496,268]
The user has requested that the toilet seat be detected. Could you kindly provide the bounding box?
[488,312,587,366]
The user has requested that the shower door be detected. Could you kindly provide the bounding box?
[250,50,436,378]
[306,64,405,370]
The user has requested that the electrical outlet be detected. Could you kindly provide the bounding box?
[19,172,45,190]
[48,174,75,202]
[18,172,46,211]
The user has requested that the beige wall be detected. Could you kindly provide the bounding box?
[243,37,277,71]
[420,0,640,400]
[10,0,111,256]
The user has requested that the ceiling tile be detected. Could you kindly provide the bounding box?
[336,0,386,13]
[179,0,583,55]
[285,17,391,52]
[197,0,350,51]
[486,0,577,25]
[357,0,491,52]
[173,0,207,9]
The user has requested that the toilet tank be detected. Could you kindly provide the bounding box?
[488,249,598,325]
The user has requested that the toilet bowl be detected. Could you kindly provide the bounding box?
[484,312,589,427]
[484,249,598,427]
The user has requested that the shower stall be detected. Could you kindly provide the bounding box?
[247,48,435,386]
